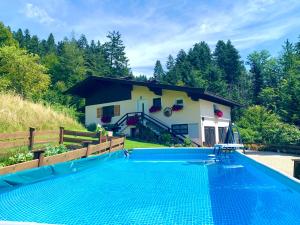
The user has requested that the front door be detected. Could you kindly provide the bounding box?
[204,126,216,147]
[137,100,147,113]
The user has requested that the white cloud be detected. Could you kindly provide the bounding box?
[19,0,299,76]
[23,3,55,24]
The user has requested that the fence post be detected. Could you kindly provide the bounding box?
[109,139,112,152]
[59,127,64,144]
[85,144,91,158]
[122,136,126,149]
[98,132,102,144]
[29,127,35,151]
[33,150,45,167]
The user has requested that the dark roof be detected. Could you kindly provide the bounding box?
[66,76,242,107]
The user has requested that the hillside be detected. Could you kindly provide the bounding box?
[0,93,84,133]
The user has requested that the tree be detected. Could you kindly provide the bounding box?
[46,33,56,53]
[153,60,164,82]
[0,46,50,99]
[187,41,211,73]
[13,29,24,48]
[77,34,88,49]
[28,35,40,54]
[134,74,148,82]
[247,50,271,104]
[0,22,18,47]
[166,55,175,71]
[103,31,130,77]
[53,41,86,88]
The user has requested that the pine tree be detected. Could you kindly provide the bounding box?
[53,40,86,88]
[153,60,164,82]
[103,31,130,77]
[13,29,24,48]
[85,40,110,76]
[247,50,270,104]
[46,33,56,53]
[77,34,88,49]
[166,55,175,71]
[187,41,211,73]
[28,35,40,54]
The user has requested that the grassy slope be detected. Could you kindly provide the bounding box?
[0,93,84,133]
[125,138,167,149]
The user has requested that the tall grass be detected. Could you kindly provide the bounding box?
[0,93,84,133]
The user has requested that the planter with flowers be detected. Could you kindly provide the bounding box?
[101,115,112,123]
[214,109,223,118]
[172,104,183,112]
[149,105,162,113]
[127,115,139,126]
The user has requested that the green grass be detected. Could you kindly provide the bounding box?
[124,138,167,149]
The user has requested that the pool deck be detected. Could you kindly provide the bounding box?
[240,150,300,177]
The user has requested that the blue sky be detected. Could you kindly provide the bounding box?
[1,0,300,76]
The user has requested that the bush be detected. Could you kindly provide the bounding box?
[160,133,172,146]
[87,123,97,132]
[183,137,193,147]
[237,105,300,144]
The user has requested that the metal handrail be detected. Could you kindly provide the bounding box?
[112,112,200,147]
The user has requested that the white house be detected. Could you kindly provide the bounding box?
[67,76,241,146]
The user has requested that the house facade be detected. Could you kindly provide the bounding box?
[67,76,240,146]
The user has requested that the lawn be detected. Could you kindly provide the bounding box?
[124,138,167,149]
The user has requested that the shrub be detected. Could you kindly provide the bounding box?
[183,137,193,147]
[160,133,172,146]
[237,105,300,144]
[87,123,97,132]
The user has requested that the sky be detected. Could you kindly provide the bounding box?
[1,0,300,76]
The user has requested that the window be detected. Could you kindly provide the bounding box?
[98,105,121,117]
[176,99,184,106]
[172,124,188,135]
[102,106,114,117]
[153,98,161,108]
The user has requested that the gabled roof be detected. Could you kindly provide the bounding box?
[66,76,242,107]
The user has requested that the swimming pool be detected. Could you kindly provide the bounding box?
[1,148,300,224]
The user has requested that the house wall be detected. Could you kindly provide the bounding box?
[85,85,232,145]
[200,99,231,144]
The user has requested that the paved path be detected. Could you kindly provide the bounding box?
[241,150,300,177]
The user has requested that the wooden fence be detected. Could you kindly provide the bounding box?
[0,136,125,175]
[0,127,109,152]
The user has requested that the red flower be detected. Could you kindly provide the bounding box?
[127,115,139,126]
[214,109,223,118]
[172,104,183,111]
[149,105,161,113]
[101,115,112,123]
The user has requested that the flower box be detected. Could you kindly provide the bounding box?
[149,105,162,113]
[214,109,223,118]
[101,115,112,123]
[127,115,139,126]
[172,104,183,112]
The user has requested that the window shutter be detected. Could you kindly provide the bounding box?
[114,105,120,116]
[96,108,102,118]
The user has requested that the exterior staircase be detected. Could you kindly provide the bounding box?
[110,112,201,147]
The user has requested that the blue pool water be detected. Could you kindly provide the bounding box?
[1,148,300,224]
